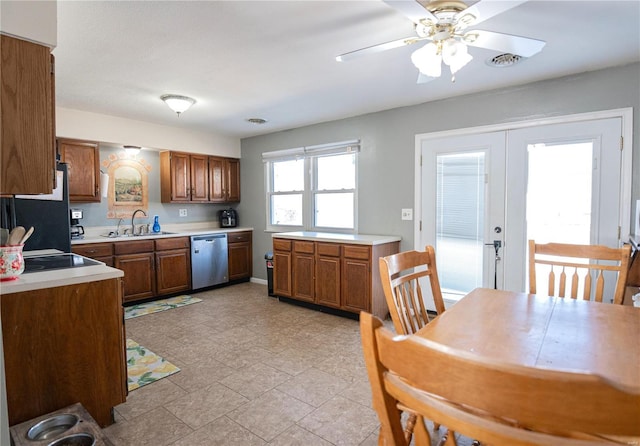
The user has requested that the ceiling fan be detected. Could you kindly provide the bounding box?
[336,0,546,83]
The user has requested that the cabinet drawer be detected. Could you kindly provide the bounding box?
[343,245,371,260]
[273,239,291,252]
[155,237,189,251]
[73,243,113,258]
[228,231,251,243]
[114,240,154,255]
[317,243,340,257]
[294,241,315,254]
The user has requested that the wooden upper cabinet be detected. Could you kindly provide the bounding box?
[161,151,240,203]
[57,139,100,202]
[209,156,241,203]
[1,35,55,195]
[226,158,241,202]
[190,154,209,202]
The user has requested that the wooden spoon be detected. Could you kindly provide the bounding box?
[7,226,25,245]
[19,226,34,245]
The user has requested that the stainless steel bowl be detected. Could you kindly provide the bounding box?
[47,433,95,446]
[26,414,79,441]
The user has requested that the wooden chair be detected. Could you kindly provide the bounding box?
[528,240,631,305]
[379,245,446,335]
[360,311,640,446]
[379,246,451,444]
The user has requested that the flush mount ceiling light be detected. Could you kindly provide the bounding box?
[123,145,141,156]
[160,94,196,116]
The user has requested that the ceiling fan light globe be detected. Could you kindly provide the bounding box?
[448,49,473,75]
[411,42,442,78]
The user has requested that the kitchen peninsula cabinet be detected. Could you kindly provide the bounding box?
[1,35,55,195]
[293,241,315,303]
[209,156,241,203]
[272,233,400,318]
[155,237,191,295]
[228,231,253,281]
[57,138,101,202]
[315,243,341,308]
[273,239,292,297]
[115,240,156,302]
[1,277,127,427]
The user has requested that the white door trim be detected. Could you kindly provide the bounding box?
[414,108,634,250]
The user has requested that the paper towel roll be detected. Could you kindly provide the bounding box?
[100,172,109,198]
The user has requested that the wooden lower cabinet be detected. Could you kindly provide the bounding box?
[315,243,341,308]
[155,237,191,295]
[72,242,114,267]
[293,241,315,302]
[1,278,126,427]
[228,231,253,281]
[114,240,156,302]
[272,237,399,318]
[273,239,292,297]
[73,233,251,303]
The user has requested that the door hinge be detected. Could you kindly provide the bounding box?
[620,136,624,151]
[419,220,422,231]
[618,226,621,240]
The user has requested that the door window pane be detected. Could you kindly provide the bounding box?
[526,142,592,245]
[436,152,485,299]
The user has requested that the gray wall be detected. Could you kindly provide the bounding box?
[239,63,640,281]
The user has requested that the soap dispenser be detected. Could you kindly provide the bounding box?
[152,215,161,233]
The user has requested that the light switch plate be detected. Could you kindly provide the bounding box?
[401,208,413,221]
[179,209,188,217]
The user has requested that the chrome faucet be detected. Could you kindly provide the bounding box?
[115,218,124,236]
[131,209,147,235]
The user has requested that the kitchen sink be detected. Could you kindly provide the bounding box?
[101,231,176,238]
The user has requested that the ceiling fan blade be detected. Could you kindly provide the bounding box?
[465,29,545,57]
[456,0,528,27]
[383,0,437,25]
[336,36,426,62]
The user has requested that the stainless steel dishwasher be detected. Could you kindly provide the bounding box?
[191,233,228,289]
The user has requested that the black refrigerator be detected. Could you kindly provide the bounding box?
[0,163,71,252]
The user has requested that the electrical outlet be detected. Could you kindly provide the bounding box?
[179,209,188,217]
[401,208,413,221]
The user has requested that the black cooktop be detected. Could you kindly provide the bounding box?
[23,254,103,273]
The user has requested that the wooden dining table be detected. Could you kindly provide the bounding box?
[416,288,640,390]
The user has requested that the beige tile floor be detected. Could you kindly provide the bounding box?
[103,282,474,446]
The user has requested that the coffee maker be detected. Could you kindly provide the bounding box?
[70,208,85,239]
[219,208,237,228]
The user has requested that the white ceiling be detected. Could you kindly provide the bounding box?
[53,1,640,139]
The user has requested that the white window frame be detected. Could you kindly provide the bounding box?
[263,140,360,233]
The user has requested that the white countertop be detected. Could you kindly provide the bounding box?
[0,255,124,295]
[72,223,253,245]
[272,231,401,245]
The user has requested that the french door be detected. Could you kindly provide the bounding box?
[420,117,625,308]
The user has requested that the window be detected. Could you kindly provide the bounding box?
[264,140,359,233]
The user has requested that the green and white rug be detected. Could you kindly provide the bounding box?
[126,339,180,391]
[124,295,202,320]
